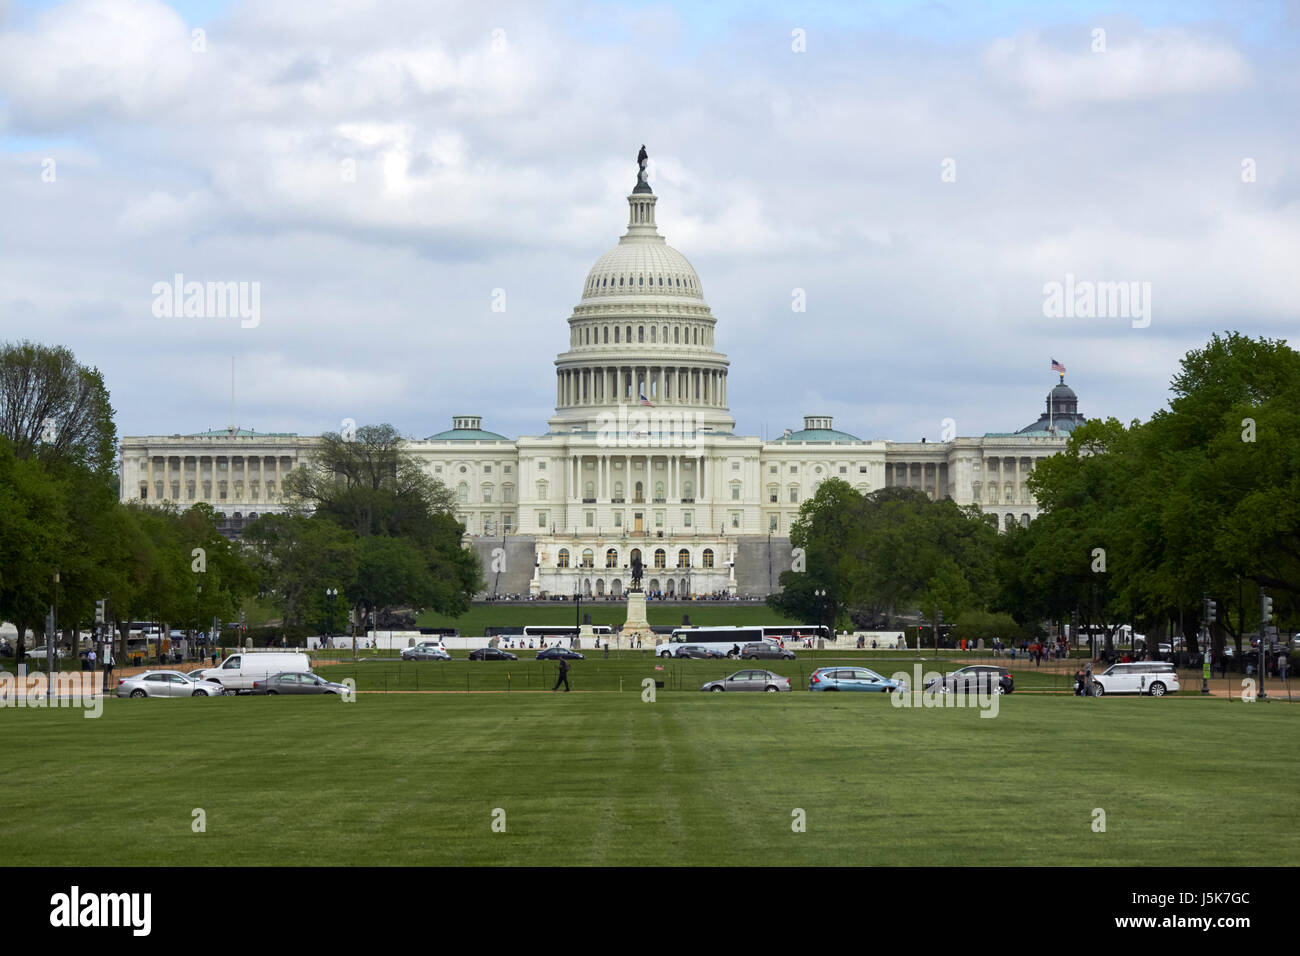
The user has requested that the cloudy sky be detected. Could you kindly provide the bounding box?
[2,0,1297,446]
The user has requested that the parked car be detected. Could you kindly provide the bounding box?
[250,672,349,695]
[1091,662,1178,697]
[116,670,225,698]
[701,670,791,693]
[673,645,721,659]
[468,647,518,661]
[536,647,585,660]
[809,666,907,693]
[926,665,1013,695]
[401,646,451,661]
[740,642,795,661]
[192,652,313,693]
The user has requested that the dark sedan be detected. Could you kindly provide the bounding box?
[250,672,349,695]
[673,645,721,659]
[740,642,795,661]
[468,647,518,661]
[536,647,585,660]
[927,665,1014,695]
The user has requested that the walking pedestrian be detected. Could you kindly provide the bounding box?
[553,656,571,692]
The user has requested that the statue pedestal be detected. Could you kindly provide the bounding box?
[622,590,654,647]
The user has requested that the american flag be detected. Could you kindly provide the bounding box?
[1051,358,1066,374]
[639,391,655,407]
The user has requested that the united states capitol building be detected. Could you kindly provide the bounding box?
[119,152,1086,598]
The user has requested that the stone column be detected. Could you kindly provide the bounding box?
[275,456,282,501]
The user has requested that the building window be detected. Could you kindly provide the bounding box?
[606,548,618,568]
[503,515,512,533]
[655,511,664,527]
[677,549,690,569]
[582,549,595,568]
[768,484,778,503]
[859,465,867,474]
[730,512,740,528]
[702,549,714,568]
[683,510,693,527]
[537,511,548,528]
[585,511,594,527]
[537,481,548,499]
[731,484,740,500]
[504,465,511,474]
[769,514,778,532]
[790,465,797,474]
[557,549,570,568]
[484,465,492,473]
[503,484,515,503]
[654,549,666,569]
[839,465,846,474]
[789,487,798,503]
[482,485,493,503]
[614,511,622,527]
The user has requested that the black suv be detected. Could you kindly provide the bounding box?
[927,665,1014,695]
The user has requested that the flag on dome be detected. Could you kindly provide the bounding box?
[1051,358,1066,374]
[639,392,655,407]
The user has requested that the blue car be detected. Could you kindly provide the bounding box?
[809,666,907,693]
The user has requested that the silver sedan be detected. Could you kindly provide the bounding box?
[701,669,792,693]
[116,670,226,698]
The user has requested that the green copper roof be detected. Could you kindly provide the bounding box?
[425,428,511,442]
[773,428,863,444]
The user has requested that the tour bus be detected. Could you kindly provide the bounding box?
[757,624,831,645]
[521,625,612,644]
[657,626,769,658]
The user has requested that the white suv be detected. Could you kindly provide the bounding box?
[1092,662,1179,697]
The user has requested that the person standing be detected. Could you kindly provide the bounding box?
[102,647,114,692]
[553,656,571,693]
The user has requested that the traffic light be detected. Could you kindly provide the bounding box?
[95,599,106,624]
[1261,593,1273,624]
[1204,597,1217,626]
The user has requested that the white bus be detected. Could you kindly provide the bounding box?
[657,626,769,658]
[520,625,613,645]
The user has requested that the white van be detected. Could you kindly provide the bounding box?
[194,653,312,693]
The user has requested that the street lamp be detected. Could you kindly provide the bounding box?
[325,588,338,649]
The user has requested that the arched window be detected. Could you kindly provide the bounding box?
[634,481,644,502]
[581,549,594,568]
[683,480,693,499]
[638,275,644,286]
[606,548,618,568]
[615,327,620,343]
[584,481,595,499]
[654,549,666,568]
[626,325,632,342]
[557,549,570,568]
[481,484,493,503]
[536,480,548,499]
[619,276,624,286]
[630,548,642,568]
[457,482,468,503]
[654,481,664,500]
[604,327,609,343]
[614,481,624,500]
[650,326,656,343]
[702,548,714,568]
[677,549,691,569]
[1003,514,1016,532]
[638,326,644,343]
[674,327,679,343]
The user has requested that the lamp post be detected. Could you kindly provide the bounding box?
[325,588,338,650]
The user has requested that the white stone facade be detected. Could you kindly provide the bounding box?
[120,159,1082,591]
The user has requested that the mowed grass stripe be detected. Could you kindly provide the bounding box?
[0,694,1296,865]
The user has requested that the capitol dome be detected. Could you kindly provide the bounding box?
[550,147,733,434]
[579,241,705,304]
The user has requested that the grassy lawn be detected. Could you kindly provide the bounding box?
[1,687,1295,866]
